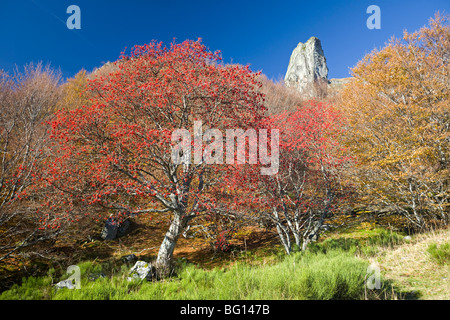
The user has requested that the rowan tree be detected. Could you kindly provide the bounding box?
[35,39,266,270]
[226,100,351,254]
[339,13,449,230]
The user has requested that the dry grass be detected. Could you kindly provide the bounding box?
[370,228,450,300]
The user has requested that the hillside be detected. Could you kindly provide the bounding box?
[370,228,449,299]
[1,212,448,300]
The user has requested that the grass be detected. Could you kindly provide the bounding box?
[0,275,53,300]
[308,227,406,258]
[1,226,447,300]
[427,242,450,266]
[0,248,392,300]
[369,228,450,300]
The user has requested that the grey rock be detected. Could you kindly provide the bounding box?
[117,219,131,237]
[121,254,137,264]
[101,217,118,240]
[101,217,131,240]
[54,279,76,290]
[88,272,106,281]
[284,37,328,94]
[127,261,156,281]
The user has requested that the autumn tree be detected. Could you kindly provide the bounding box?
[61,69,90,111]
[258,74,304,114]
[0,63,62,262]
[339,13,449,230]
[36,39,265,271]
[227,100,351,254]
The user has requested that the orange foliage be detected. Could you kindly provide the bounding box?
[339,13,449,230]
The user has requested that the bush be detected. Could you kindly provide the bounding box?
[0,273,53,300]
[427,242,450,265]
[214,231,231,253]
[306,228,405,259]
[366,229,404,248]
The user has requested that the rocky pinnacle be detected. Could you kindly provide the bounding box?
[284,37,328,93]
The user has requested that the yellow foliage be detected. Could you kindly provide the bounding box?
[61,70,90,110]
[356,221,377,231]
[338,12,450,229]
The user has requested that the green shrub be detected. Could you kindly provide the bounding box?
[307,238,358,255]
[307,228,404,257]
[366,229,404,248]
[0,274,53,300]
[427,242,450,265]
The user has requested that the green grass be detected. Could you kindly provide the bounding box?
[427,242,450,265]
[0,248,392,300]
[308,228,405,257]
[0,271,54,300]
[0,227,412,300]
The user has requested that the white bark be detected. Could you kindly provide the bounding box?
[155,210,191,269]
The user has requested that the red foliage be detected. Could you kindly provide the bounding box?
[33,39,266,230]
[214,230,231,252]
[221,100,352,252]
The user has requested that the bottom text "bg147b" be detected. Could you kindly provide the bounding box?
[224,305,269,315]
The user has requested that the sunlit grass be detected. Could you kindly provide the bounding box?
[1,248,386,300]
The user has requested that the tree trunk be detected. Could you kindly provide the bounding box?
[271,207,292,254]
[302,221,321,251]
[155,211,189,273]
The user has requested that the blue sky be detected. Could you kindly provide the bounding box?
[0,0,448,82]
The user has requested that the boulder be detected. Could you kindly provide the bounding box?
[117,219,131,237]
[87,272,106,281]
[121,254,137,264]
[127,261,156,281]
[101,217,131,240]
[54,279,76,290]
